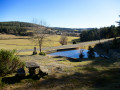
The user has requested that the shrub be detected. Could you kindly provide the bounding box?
[39,52,46,56]
[79,53,84,58]
[59,35,68,45]
[87,46,95,58]
[32,51,37,55]
[79,50,84,58]
[0,49,24,76]
[73,40,77,44]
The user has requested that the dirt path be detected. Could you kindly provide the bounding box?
[18,38,114,52]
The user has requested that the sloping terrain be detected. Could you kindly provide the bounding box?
[1,55,120,90]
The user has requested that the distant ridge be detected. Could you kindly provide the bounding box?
[0,21,94,31]
[51,27,94,31]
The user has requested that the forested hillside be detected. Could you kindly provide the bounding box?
[0,22,38,36]
[0,21,82,37]
[80,25,120,42]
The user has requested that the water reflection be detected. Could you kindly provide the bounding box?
[49,49,99,58]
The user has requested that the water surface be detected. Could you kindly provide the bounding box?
[49,49,99,58]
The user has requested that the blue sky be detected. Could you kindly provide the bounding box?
[0,0,120,28]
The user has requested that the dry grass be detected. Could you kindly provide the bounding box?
[16,51,33,56]
[57,58,93,66]
[0,34,29,39]
[1,34,120,89]
[42,35,78,47]
[1,56,120,90]
[0,34,79,50]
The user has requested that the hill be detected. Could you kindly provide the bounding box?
[0,21,93,36]
[0,21,37,35]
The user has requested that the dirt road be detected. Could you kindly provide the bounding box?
[18,38,114,52]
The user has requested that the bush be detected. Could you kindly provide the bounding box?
[73,40,77,44]
[87,46,95,58]
[59,35,68,45]
[32,51,37,55]
[79,50,84,58]
[79,53,84,58]
[39,52,46,56]
[0,49,24,76]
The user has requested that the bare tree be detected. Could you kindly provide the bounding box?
[59,35,68,45]
[32,20,48,54]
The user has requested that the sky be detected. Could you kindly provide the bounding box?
[0,0,120,28]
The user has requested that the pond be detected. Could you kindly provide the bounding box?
[48,49,99,58]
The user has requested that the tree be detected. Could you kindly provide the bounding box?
[59,35,68,45]
[116,15,120,36]
[32,20,48,54]
[80,26,119,42]
[33,29,47,53]
[117,15,120,26]
[98,29,101,43]
[87,46,95,58]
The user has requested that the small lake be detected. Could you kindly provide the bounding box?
[48,49,99,58]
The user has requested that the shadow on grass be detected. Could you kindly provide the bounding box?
[53,56,81,62]
[17,72,92,89]
[54,54,119,67]
[94,38,120,57]
[93,68,120,88]
[1,75,43,84]
[88,58,118,67]
[18,55,33,57]
[17,68,120,89]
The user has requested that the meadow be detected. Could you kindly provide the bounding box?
[0,34,79,50]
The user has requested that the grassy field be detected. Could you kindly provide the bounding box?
[1,55,120,90]
[0,34,79,50]
[1,34,120,89]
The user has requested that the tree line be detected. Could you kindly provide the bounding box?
[0,22,34,36]
[80,25,120,42]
